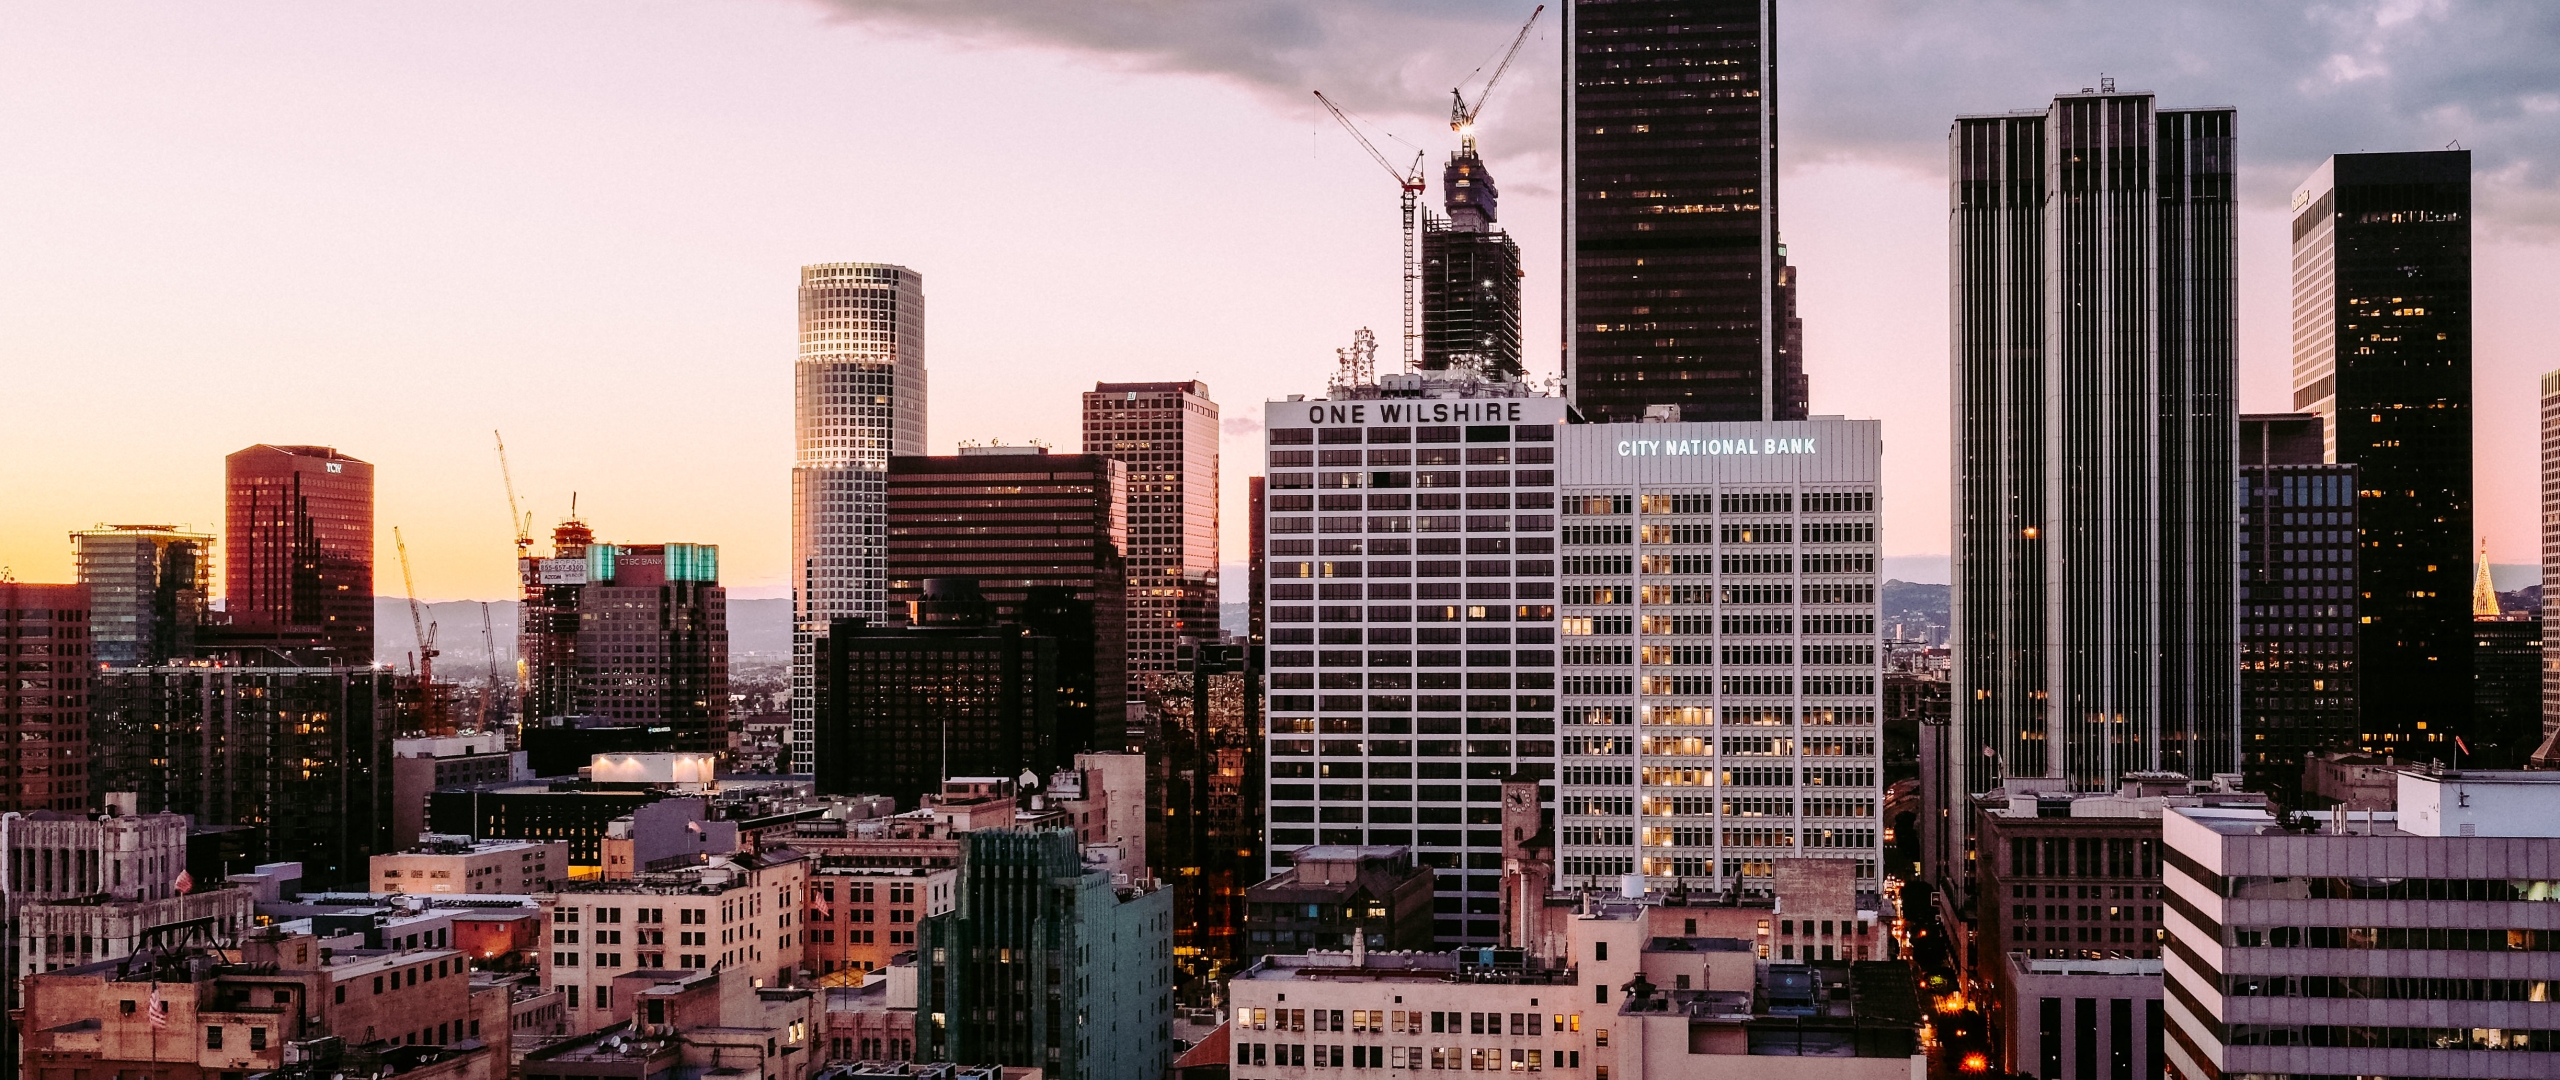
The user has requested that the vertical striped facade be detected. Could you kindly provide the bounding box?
[1944,91,2238,889]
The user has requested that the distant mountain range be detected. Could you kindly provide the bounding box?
[370,596,793,671]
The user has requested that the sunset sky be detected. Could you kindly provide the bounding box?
[5,1,2557,601]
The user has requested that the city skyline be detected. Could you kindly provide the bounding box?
[4,3,2559,606]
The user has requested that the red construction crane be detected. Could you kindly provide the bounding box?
[1450,6,1545,157]
[1314,90,1427,373]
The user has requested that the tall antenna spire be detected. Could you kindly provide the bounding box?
[2473,537,2499,618]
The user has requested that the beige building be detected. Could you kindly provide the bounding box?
[804,865,956,979]
[1228,854,1915,1079]
[537,848,808,1034]
[375,835,568,895]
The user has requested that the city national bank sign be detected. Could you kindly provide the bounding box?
[1616,436,1819,457]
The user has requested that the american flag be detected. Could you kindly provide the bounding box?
[148,985,168,1030]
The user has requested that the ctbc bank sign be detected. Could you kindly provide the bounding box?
[1617,436,1817,457]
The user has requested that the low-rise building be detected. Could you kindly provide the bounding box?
[374,835,567,895]
[1995,956,2163,1080]
[1222,939,1922,1079]
[18,930,506,1080]
[820,958,921,1063]
[391,735,531,849]
[518,966,816,1080]
[538,848,810,1034]
[806,866,956,979]
[1244,846,1435,955]
[2163,768,2560,1080]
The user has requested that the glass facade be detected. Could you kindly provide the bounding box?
[223,444,373,664]
[1565,0,1804,423]
[70,525,211,667]
[814,618,1058,808]
[2289,151,2473,758]
[885,451,1127,759]
[793,262,927,773]
[2238,457,2359,797]
[90,665,396,888]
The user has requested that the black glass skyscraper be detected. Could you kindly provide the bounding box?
[2289,151,2472,759]
[1564,0,1804,422]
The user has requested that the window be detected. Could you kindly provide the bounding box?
[206,1026,224,1050]
[250,1027,268,1051]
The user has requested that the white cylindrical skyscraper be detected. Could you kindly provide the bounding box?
[792,261,926,773]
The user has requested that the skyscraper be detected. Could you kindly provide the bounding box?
[792,261,927,773]
[568,541,727,752]
[70,524,212,666]
[0,583,90,813]
[2543,369,2560,747]
[1564,0,1805,423]
[1420,149,1524,377]
[1942,90,2238,894]
[1556,418,1887,898]
[2290,151,2473,759]
[223,444,373,663]
[1260,373,1564,946]
[2237,414,2359,800]
[1080,381,1219,718]
[886,447,1128,756]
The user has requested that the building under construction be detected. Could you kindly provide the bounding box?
[70,524,214,666]
[1420,147,1524,377]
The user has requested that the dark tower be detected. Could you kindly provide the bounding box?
[1421,150,1524,377]
[1564,0,1805,422]
[2289,151,2473,761]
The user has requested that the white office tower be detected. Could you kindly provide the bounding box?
[1261,369,1566,947]
[2163,769,2560,1079]
[1556,419,1885,897]
[790,262,926,773]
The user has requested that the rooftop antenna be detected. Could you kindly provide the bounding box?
[2099,74,2115,93]
[1331,327,1379,393]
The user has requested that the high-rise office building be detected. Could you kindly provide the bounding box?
[1943,90,2238,896]
[91,665,397,887]
[886,448,1127,757]
[2291,151,2473,758]
[566,541,727,752]
[2237,414,2359,799]
[814,580,1058,808]
[1556,418,1886,898]
[1421,149,1524,377]
[1080,381,1219,713]
[1260,372,1564,946]
[223,444,373,663]
[1564,0,1805,423]
[0,583,90,813]
[2544,370,2560,745]
[792,262,927,773]
[70,525,212,666]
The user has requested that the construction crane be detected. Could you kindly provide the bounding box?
[479,600,498,732]
[393,526,439,690]
[1314,90,1428,373]
[495,430,533,565]
[1449,6,1545,157]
